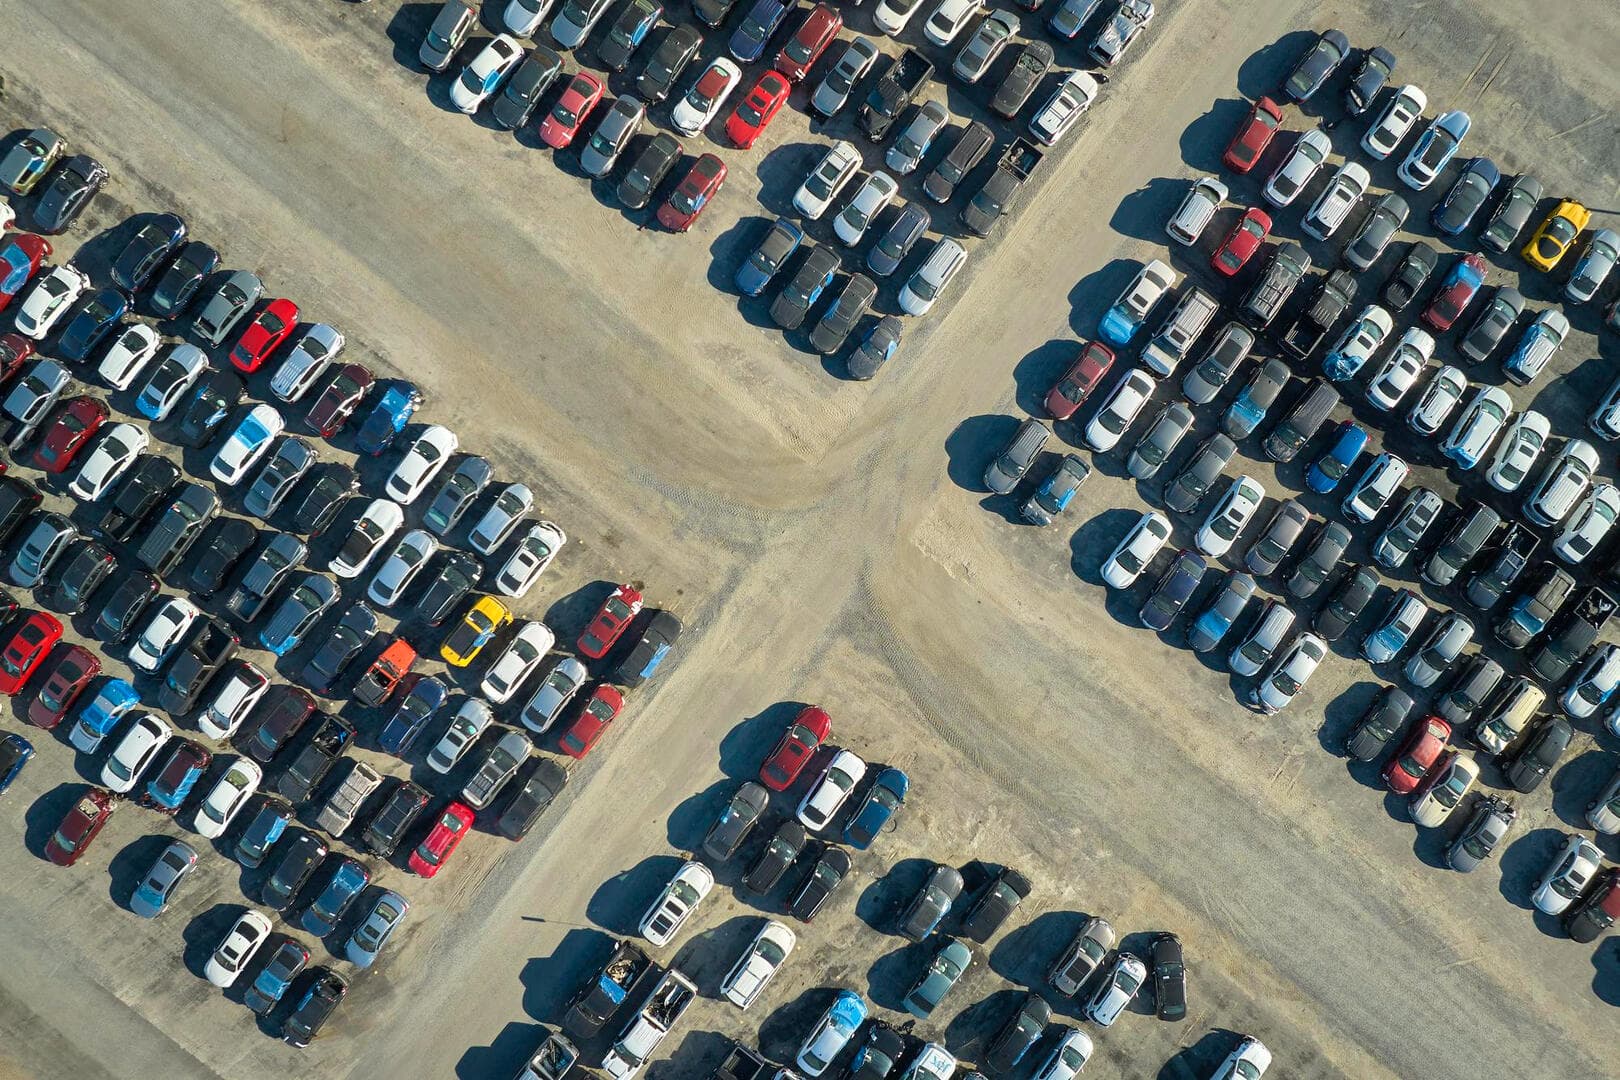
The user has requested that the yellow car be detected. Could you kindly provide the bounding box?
[1522,200,1591,271]
[439,595,512,667]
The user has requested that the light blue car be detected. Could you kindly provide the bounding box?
[68,678,140,753]
[796,990,868,1076]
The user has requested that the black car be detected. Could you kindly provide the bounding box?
[961,866,1031,943]
[301,602,378,693]
[847,1022,904,1080]
[987,992,1051,1072]
[1504,717,1572,792]
[362,779,432,857]
[599,0,658,70]
[1151,931,1187,1020]
[57,287,126,363]
[1346,686,1413,761]
[276,714,353,804]
[93,571,160,643]
[1311,566,1375,642]
[417,551,481,626]
[1343,45,1395,114]
[618,133,683,211]
[282,968,347,1048]
[159,618,238,716]
[423,455,492,537]
[1467,524,1539,611]
[771,246,839,330]
[491,47,565,130]
[847,316,902,381]
[35,154,108,234]
[1282,28,1349,102]
[788,843,850,922]
[148,240,220,318]
[809,274,878,355]
[188,517,259,597]
[1163,434,1235,515]
[174,368,246,448]
[494,758,569,841]
[263,830,328,910]
[289,464,358,536]
[1565,869,1620,944]
[44,539,116,615]
[1528,586,1613,683]
[1381,241,1437,311]
[615,610,682,688]
[1141,551,1205,633]
[989,41,1054,118]
[923,120,994,203]
[245,684,317,764]
[743,819,806,894]
[224,532,308,623]
[235,796,293,868]
[95,454,180,542]
[136,482,218,578]
[111,213,188,293]
[702,781,769,862]
[636,25,703,104]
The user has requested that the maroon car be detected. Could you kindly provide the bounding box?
[45,787,117,866]
[306,363,375,438]
[32,395,109,473]
[1421,253,1486,333]
[775,4,842,82]
[0,333,35,385]
[0,611,64,695]
[142,740,213,813]
[1044,341,1115,420]
[657,154,727,233]
[27,643,100,728]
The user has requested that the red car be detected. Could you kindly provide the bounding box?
[230,297,299,372]
[1044,341,1115,420]
[1211,207,1272,276]
[0,333,35,385]
[0,234,52,311]
[726,72,792,149]
[539,73,605,150]
[45,787,117,866]
[32,395,109,473]
[657,154,727,233]
[0,612,64,695]
[1382,715,1451,795]
[760,705,831,791]
[558,684,625,760]
[577,583,644,658]
[775,4,842,82]
[1422,253,1487,333]
[27,643,100,728]
[306,363,375,438]
[1222,96,1285,174]
[408,801,475,877]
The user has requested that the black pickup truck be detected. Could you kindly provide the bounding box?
[1278,269,1353,361]
[563,939,654,1040]
[961,138,1043,237]
[859,49,932,142]
[157,618,238,716]
[276,713,354,804]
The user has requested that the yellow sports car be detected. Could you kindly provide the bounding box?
[1522,200,1591,271]
[439,594,512,667]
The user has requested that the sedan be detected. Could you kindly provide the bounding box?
[1250,632,1327,714]
[130,839,198,917]
[386,425,458,505]
[27,643,99,729]
[1083,367,1156,452]
[1044,341,1114,420]
[657,154,727,233]
[480,620,554,705]
[1140,549,1204,632]
[0,129,63,196]
[702,781,769,861]
[558,684,624,759]
[194,758,263,839]
[580,96,645,179]
[1084,952,1146,1026]
[135,345,208,422]
[1188,571,1255,654]
[492,48,565,130]
[306,363,375,439]
[440,595,512,668]
[578,583,643,658]
[904,938,972,1018]
[1533,834,1603,915]
[1431,157,1499,236]
[1222,96,1284,173]
[1568,228,1620,304]
[1382,716,1450,795]
[1283,28,1349,101]
[797,749,866,831]
[44,786,117,866]
[34,397,109,476]
[1101,510,1170,589]
[0,234,53,315]
[245,938,311,1015]
[952,10,1017,83]
[204,910,273,987]
[810,37,879,118]
[796,990,867,1077]
[987,993,1051,1072]
[451,34,524,113]
[636,26,702,105]
[1459,286,1524,364]
[761,705,832,791]
[726,72,791,149]
[1196,475,1264,558]
[495,522,566,598]
[34,155,107,234]
[737,217,805,296]
[211,404,285,486]
[671,58,743,136]
[346,890,409,968]
[1211,207,1271,276]
[1397,109,1470,190]
[1342,192,1408,271]
[1480,173,1543,254]
[14,264,90,340]
[539,73,606,149]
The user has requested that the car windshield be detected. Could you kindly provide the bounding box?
[1546,217,1578,245]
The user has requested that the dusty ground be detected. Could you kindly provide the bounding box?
[0,1,1617,1079]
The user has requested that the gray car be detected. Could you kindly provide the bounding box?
[953,10,1018,84]
[423,455,493,537]
[1446,795,1516,871]
[1372,487,1442,570]
[224,531,308,622]
[848,316,903,381]
[346,889,410,969]
[10,512,77,588]
[1342,192,1408,271]
[1187,571,1256,654]
[0,128,64,196]
[1286,520,1349,599]
[521,655,588,733]
[901,864,964,941]
[34,154,107,235]
[1181,322,1254,405]
[867,203,930,278]
[1346,686,1413,761]
[1164,433,1235,515]
[420,0,479,72]
[1437,655,1504,726]
[1048,913,1114,996]
[1021,454,1091,526]
[1127,402,1194,480]
[259,573,340,657]
[887,100,950,176]
[809,274,878,355]
[702,781,770,862]
[129,839,198,918]
[580,96,646,179]
[1479,174,1542,254]
[811,36,880,118]
[462,728,532,811]
[244,437,317,521]
[1459,287,1524,364]
[491,47,565,129]
[194,271,264,347]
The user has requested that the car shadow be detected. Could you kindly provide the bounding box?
[1316,679,1381,758]
[1157,1028,1246,1080]
[1497,826,1565,911]
[456,1019,548,1080]
[105,829,175,911]
[756,985,837,1065]
[755,141,826,221]
[21,781,88,859]
[518,927,617,1023]
[717,700,807,782]
[943,413,1021,494]
[664,775,739,855]
[942,985,1022,1061]
[584,852,685,936]
[855,855,935,936]
[673,912,760,995]
[1177,98,1253,174]
[1010,339,1075,419]
[542,580,622,654]
[180,901,247,981]
[1068,507,1143,587]
[1549,747,1610,830]
[1108,176,1187,243]
[1235,31,1317,100]
[988,907,1077,989]
[386,3,441,72]
[1066,258,1138,342]
[651,1028,733,1080]
[1592,939,1620,1007]
[863,937,930,1014]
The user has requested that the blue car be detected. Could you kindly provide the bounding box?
[302,857,372,936]
[379,675,449,756]
[57,286,129,363]
[729,0,789,63]
[1098,302,1141,346]
[0,732,35,795]
[844,767,908,849]
[735,217,804,297]
[1431,157,1499,236]
[144,746,210,812]
[1398,108,1470,190]
[236,797,293,868]
[1307,421,1369,494]
[356,382,423,456]
[68,678,140,753]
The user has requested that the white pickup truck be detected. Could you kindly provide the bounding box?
[602,969,698,1080]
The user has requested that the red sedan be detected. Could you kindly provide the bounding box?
[306,363,375,437]
[577,583,644,658]
[45,787,117,866]
[1044,341,1115,420]
[657,154,727,233]
[775,4,842,82]
[539,73,605,150]
[760,705,832,791]
[0,333,35,385]
[726,72,792,149]
[559,684,625,760]
[230,297,299,372]
[1222,96,1284,174]
[408,801,475,878]
[0,612,64,696]
[27,643,100,728]
[1422,253,1487,333]
[31,395,109,473]
[1211,207,1272,276]
[0,234,52,311]
[1382,715,1451,795]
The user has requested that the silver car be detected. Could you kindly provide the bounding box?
[461,728,532,811]
[521,656,588,733]
[346,889,410,969]
[1126,402,1193,480]
[580,96,646,179]
[130,840,198,918]
[468,482,533,555]
[1445,795,1515,872]
[194,270,264,347]
[1048,915,1115,996]
[952,10,1018,84]
[887,101,950,175]
[811,36,880,118]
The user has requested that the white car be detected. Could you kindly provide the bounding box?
[1485,409,1548,490]
[194,758,262,839]
[1410,753,1479,827]
[874,0,927,35]
[480,620,555,704]
[1322,303,1393,381]
[200,662,270,740]
[211,404,285,486]
[503,0,556,36]
[1101,259,1176,340]
[386,424,459,504]
[1083,367,1156,452]
[135,344,208,421]
[798,749,866,830]
[1084,952,1145,1026]
[128,597,201,673]
[1441,387,1512,470]
[1342,452,1407,523]
[1029,71,1100,146]
[1591,375,1620,440]
[796,993,867,1076]
[1563,644,1620,720]
[1196,475,1265,558]
[1261,127,1330,207]
[427,698,493,774]
[834,171,899,246]
[68,422,148,501]
[1532,834,1603,915]
[450,33,524,114]
[97,323,162,390]
[1525,439,1599,528]
[720,920,797,1009]
[1031,1028,1093,1080]
[1553,483,1620,564]
[1406,365,1466,436]
[468,482,533,555]
[270,323,345,402]
[1587,768,1620,833]
[551,0,614,47]
[332,498,406,579]
[368,528,439,604]
[1250,632,1326,714]
[204,910,273,988]
[794,141,862,221]
[902,1043,955,1080]
[101,713,173,794]
[923,0,980,45]
[1301,160,1370,240]
[670,58,743,137]
[495,521,566,598]
[1101,510,1171,589]
[14,264,90,339]
[640,859,714,947]
[1360,83,1425,159]
[1209,1036,1271,1080]
[1365,327,1434,410]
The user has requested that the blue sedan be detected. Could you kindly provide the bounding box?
[57,286,129,363]
[302,857,372,936]
[0,732,35,795]
[844,767,909,849]
[736,217,804,297]
[1431,157,1500,236]
[1307,421,1369,493]
[379,675,449,756]
[729,0,790,63]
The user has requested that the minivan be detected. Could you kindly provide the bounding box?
[1229,600,1294,677]
[1141,286,1218,377]
[1343,452,1407,523]
[1166,176,1228,245]
[985,419,1050,494]
[1263,380,1339,463]
[899,238,967,315]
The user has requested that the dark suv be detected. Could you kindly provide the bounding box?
[362,780,431,857]
[1528,586,1615,683]
[94,455,179,542]
[158,618,239,716]
[136,482,218,578]
[263,830,327,911]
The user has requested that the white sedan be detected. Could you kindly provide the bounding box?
[923,0,980,45]
[1209,1036,1271,1080]
[670,58,742,137]
[270,322,345,402]
[721,920,797,1009]
[1101,510,1171,589]
[68,422,148,501]
[205,910,273,988]
[1410,753,1479,827]
[426,698,493,774]
[469,482,533,554]
[1532,834,1603,915]
[480,620,556,705]
[14,264,90,339]
[332,498,406,579]
[193,758,263,839]
[503,0,556,35]
[1029,71,1099,146]
[367,528,439,604]
[1031,1028,1093,1080]
[100,713,173,794]
[210,404,285,486]
[1553,482,1620,564]
[874,0,927,35]
[1406,365,1465,436]
[450,34,524,114]
[1323,303,1393,380]
[135,344,208,421]
[1084,367,1156,452]
[1485,408,1548,490]
[640,859,714,947]
[1250,632,1326,714]
[797,749,866,830]
[494,521,566,598]
[97,323,162,390]
[793,141,862,221]
[1196,475,1265,558]
[1360,83,1426,160]
[128,597,201,673]
[1365,327,1434,410]
[386,424,459,504]
[1261,127,1330,207]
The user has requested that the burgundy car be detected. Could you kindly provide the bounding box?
[306,363,375,438]
[32,395,109,473]
[657,154,727,233]
[539,73,605,149]
[775,4,842,82]
[230,297,299,372]
[0,234,52,311]
[45,787,117,866]
[1222,97,1284,174]
[0,333,35,385]
[1212,207,1272,276]
[0,612,64,695]
[26,643,100,728]
[760,705,831,791]
[1382,715,1451,795]
[1044,341,1115,420]
[1421,253,1486,333]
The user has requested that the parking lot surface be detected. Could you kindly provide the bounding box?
[1,1,1618,1079]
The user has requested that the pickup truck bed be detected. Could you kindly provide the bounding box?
[564,940,654,1040]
